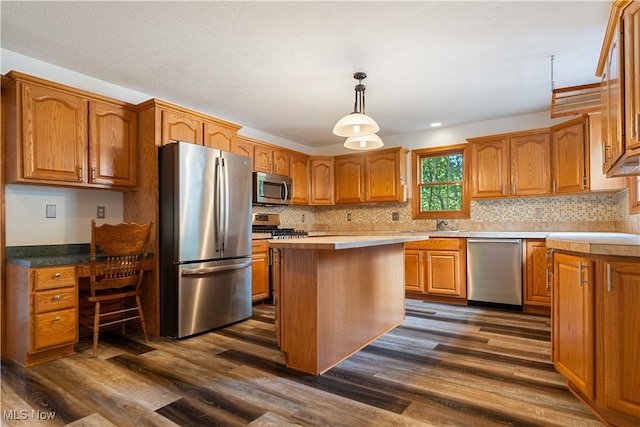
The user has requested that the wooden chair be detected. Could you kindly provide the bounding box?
[79,219,152,356]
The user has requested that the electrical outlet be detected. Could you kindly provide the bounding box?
[97,206,106,219]
[45,204,56,218]
[392,212,400,221]
[347,213,352,221]
[301,214,305,223]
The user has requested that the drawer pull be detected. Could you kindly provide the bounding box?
[54,272,61,278]
[54,295,61,300]
[54,316,61,321]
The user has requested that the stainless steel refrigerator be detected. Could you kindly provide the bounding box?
[159,141,253,338]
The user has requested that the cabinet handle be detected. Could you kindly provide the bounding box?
[54,272,61,278]
[603,143,611,162]
[552,180,556,193]
[607,263,612,292]
[54,295,61,300]
[54,316,61,321]
[578,261,583,287]
[78,165,83,181]
[636,113,640,139]
[91,167,96,181]
[512,183,516,194]
[582,176,588,189]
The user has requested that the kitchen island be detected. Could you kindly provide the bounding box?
[268,235,426,375]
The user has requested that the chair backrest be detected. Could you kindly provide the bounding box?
[90,219,152,294]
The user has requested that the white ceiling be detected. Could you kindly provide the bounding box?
[1,1,611,149]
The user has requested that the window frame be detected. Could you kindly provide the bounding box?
[411,143,470,220]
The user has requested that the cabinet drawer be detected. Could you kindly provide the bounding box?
[34,287,77,313]
[33,266,76,290]
[32,308,77,350]
[252,239,269,254]
[406,238,461,251]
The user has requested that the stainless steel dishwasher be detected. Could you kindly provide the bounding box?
[467,238,523,310]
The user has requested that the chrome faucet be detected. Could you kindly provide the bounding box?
[434,216,448,232]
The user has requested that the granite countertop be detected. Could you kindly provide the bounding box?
[546,232,640,257]
[267,235,427,250]
[6,244,154,267]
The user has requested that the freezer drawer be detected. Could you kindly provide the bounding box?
[467,238,522,308]
[161,258,252,338]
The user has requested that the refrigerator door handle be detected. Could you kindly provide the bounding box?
[221,157,230,251]
[213,157,223,252]
[182,260,252,276]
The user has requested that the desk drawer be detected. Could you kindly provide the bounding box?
[32,308,77,350]
[34,266,76,290]
[34,287,77,313]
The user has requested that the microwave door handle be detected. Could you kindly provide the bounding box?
[281,180,288,203]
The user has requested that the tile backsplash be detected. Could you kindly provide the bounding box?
[254,190,639,234]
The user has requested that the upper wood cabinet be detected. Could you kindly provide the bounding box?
[334,147,408,204]
[290,153,310,205]
[598,1,640,177]
[232,135,254,159]
[253,143,290,176]
[159,105,240,150]
[586,112,627,192]
[469,129,550,198]
[89,100,137,187]
[3,71,138,189]
[309,156,334,205]
[204,120,237,151]
[551,117,588,194]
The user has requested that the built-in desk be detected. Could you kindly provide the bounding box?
[4,244,154,366]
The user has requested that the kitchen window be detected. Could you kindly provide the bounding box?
[412,144,470,220]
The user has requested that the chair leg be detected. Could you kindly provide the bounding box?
[121,298,126,335]
[136,295,149,343]
[93,302,100,357]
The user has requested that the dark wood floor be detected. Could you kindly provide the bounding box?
[2,300,603,426]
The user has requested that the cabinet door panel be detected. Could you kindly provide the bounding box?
[553,253,594,398]
[273,150,290,176]
[624,2,640,151]
[161,110,202,145]
[366,152,401,202]
[510,132,550,196]
[525,241,550,306]
[32,308,77,350]
[253,145,273,173]
[404,250,424,293]
[425,250,460,296]
[89,101,137,187]
[335,158,364,204]
[203,121,235,151]
[602,260,640,419]
[309,158,334,205]
[22,83,87,182]
[290,155,310,204]
[551,121,586,194]
[470,139,509,198]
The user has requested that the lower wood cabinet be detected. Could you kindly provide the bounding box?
[523,239,551,314]
[251,240,269,302]
[404,238,466,303]
[5,264,78,366]
[553,251,640,426]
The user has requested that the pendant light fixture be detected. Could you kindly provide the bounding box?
[333,72,383,150]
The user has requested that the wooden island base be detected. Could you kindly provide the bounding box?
[273,238,411,375]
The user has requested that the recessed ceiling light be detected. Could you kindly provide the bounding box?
[430,122,442,128]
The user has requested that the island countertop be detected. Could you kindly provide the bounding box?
[267,235,427,250]
[546,232,640,257]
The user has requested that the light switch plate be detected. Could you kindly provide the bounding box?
[97,206,105,219]
[46,204,56,218]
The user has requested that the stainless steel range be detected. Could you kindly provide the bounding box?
[251,213,307,302]
[251,214,308,239]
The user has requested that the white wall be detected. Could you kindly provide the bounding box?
[6,185,124,245]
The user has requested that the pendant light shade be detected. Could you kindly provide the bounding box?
[333,72,383,149]
[343,133,384,150]
[332,113,379,137]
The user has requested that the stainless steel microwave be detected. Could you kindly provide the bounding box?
[253,172,292,205]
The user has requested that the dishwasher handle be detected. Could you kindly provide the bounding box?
[467,238,522,244]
